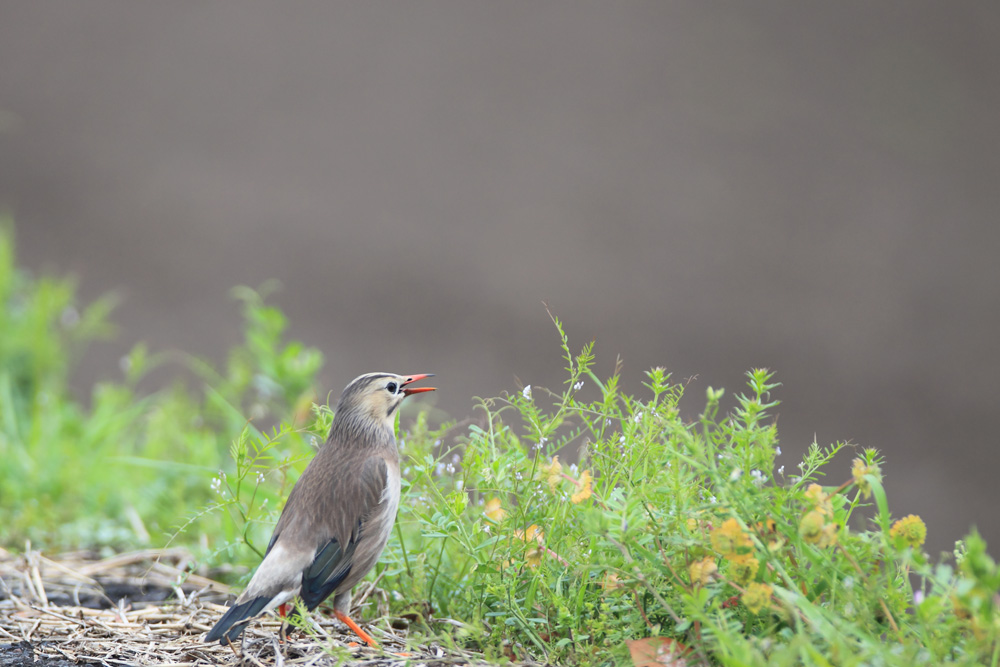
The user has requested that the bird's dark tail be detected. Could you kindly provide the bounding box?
[205,596,272,644]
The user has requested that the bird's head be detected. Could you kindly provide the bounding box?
[334,372,436,432]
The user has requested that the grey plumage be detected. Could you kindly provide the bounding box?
[205,372,434,646]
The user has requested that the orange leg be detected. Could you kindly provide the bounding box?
[277,603,291,643]
[334,610,377,648]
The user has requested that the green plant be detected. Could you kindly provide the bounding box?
[4,216,998,665]
[211,312,1000,665]
[369,314,998,666]
[0,220,126,546]
[0,219,324,551]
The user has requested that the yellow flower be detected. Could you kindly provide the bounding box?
[756,519,783,552]
[539,456,563,491]
[799,483,839,548]
[516,524,544,542]
[756,518,777,534]
[798,510,825,543]
[851,457,881,499]
[710,518,754,562]
[798,510,837,547]
[804,484,833,516]
[730,557,760,585]
[688,557,718,586]
[600,572,623,591]
[890,515,927,548]
[571,470,593,504]
[484,497,506,522]
[515,524,545,567]
[742,582,773,615]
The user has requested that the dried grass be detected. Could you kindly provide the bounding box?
[0,547,493,666]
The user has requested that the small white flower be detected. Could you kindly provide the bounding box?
[569,463,579,475]
[709,495,717,504]
[515,471,522,480]
[455,480,464,491]
[605,419,611,426]
[533,441,544,451]
[619,435,626,444]
[452,453,461,463]
[446,463,456,474]
[913,590,925,605]
[435,462,446,477]
[256,472,265,484]
[573,381,584,391]
[633,411,643,423]
[775,446,782,456]
[777,465,784,476]
[750,469,765,485]
[522,385,532,400]
[729,468,743,482]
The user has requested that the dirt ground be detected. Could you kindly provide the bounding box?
[0,548,496,667]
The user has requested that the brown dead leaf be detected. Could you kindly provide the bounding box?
[626,637,693,667]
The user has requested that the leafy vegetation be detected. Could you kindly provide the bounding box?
[2,219,999,665]
[0,220,321,551]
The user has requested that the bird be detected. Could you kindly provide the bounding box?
[205,372,436,648]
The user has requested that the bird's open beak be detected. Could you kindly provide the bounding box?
[401,374,436,396]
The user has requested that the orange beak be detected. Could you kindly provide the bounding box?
[401,374,436,396]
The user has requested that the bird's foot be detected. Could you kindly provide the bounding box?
[334,610,378,648]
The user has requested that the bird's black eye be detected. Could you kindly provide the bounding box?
[386,382,398,394]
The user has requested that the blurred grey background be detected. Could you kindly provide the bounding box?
[2,3,998,557]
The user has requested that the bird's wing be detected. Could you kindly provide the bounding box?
[298,454,388,610]
[205,452,388,644]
